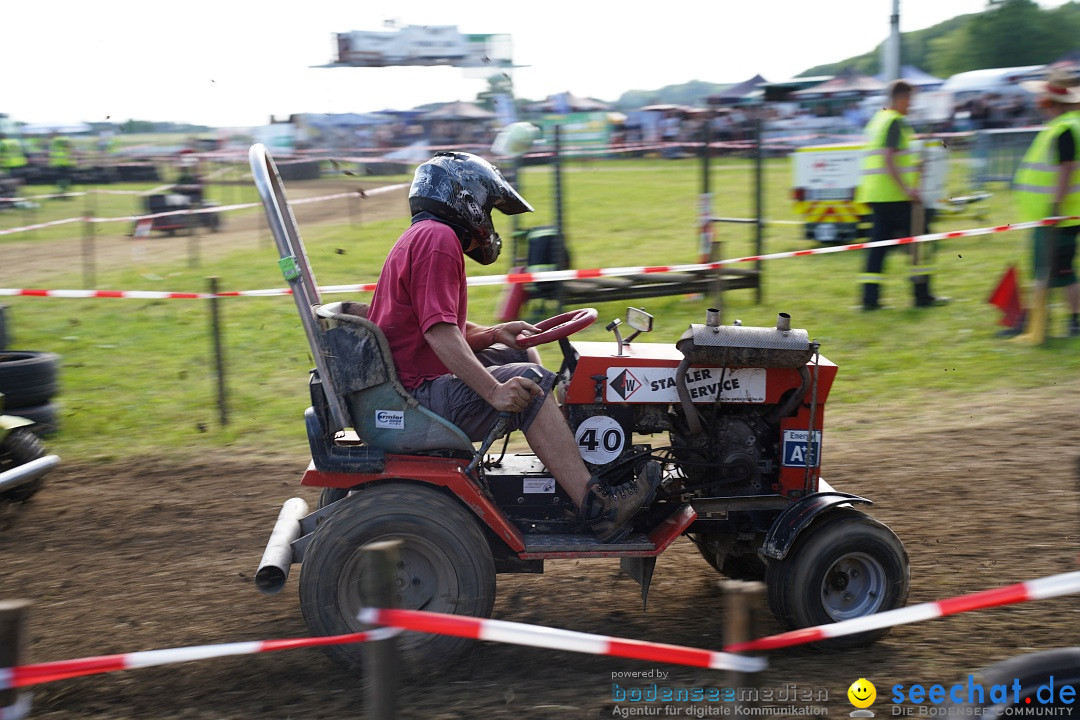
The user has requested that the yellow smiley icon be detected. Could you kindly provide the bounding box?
[848,678,876,709]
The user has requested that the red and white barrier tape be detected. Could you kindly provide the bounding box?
[724,570,1080,653]
[1,215,1071,300]
[358,607,766,673]
[0,627,400,691]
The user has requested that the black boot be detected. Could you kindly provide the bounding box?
[579,462,662,543]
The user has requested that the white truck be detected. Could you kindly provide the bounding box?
[791,140,948,244]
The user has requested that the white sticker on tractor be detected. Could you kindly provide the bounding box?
[605,367,766,404]
[374,410,405,430]
[782,430,822,467]
[575,415,625,465]
[523,477,556,494]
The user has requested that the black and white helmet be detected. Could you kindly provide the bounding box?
[409,151,533,264]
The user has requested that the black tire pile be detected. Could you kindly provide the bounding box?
[0,351,61,437]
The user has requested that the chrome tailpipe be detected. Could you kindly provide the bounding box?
[255,497,310,595]
[0,454,59,493]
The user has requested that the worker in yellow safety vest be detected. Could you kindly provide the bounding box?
[855,79,947,310]
[48,132,77,198]
[1010,66,1080,340]
[0,133,28,180]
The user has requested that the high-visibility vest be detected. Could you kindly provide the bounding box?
[1013,111,1080,227]
[0,138,27,169]
[49,136,74,167]
[855,109,919,203]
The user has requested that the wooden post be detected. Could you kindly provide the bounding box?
[721,580,764,719]
[187,215,200,269]
[752,113,764,305]
[207,277,228,426]
[81,190,96,289]
[0,600,31,719]
[361,540,401,720]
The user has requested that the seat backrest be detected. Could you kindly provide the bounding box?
[315,304,474,455]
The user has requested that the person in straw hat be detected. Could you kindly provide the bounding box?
[1010,65,1080,340]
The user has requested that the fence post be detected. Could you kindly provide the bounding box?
[721,580,764,719]
[0,600,32,720]
[81,190,96,289]
[207,277,228,426]
[360,540,401,720]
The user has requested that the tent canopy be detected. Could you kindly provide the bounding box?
[706,74,767,105]
[874,65,944,90]
[524,92,612,113]
[791,68,885,100]
[422,101,496,120]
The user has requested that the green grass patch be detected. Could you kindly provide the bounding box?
[2,155,1076,463]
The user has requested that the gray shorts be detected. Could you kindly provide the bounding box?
[410,345,557,441]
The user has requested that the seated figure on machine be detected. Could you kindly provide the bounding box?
[359,152,660,542]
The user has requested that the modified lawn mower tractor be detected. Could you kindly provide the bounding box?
[249,145,910,674]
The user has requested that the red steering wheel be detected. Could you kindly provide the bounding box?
[515,308,598,348]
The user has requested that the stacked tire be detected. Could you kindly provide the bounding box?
[0,351,61,437]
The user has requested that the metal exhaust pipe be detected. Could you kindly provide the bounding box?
[776,312,792,332]
[705,308,721,327]
[0,454,59,493]
[255,497,310,595]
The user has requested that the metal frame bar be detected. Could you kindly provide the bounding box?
[248,144,350,431]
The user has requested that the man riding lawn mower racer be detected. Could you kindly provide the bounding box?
[249,145,911,676]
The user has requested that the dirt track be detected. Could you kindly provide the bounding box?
[0,381,1076,720]
[0,181,1078,719]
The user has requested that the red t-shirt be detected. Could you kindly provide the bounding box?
[368,220,467,390]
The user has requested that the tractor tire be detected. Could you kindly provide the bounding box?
[765,508,909,649]
[298,483,496,675]
[956,648,1080,711]
[0,428,47,502]
[317,486,356,509]
[0,352,60,409]
[692,533,767,581]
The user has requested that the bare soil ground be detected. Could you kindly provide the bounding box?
[1,383,1077,720]
[1,181,1077,719]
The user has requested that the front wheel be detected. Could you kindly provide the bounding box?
[765,508,909,648]
[0,428,47,502]
[298,483,496,675]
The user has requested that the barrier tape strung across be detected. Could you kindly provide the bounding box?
[0,627,400,691]
[2,215,1072,300]
[724,570,1080,653]
[0,183,408,238]
[357,607,767,673]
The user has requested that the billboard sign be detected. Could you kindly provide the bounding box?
[332,26,512,69]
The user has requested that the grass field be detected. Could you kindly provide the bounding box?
[2,152,1077,464]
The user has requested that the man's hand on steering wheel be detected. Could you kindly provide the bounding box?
[488,374,542,413]
[490,321,540,350]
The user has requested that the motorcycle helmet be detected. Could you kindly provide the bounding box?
[409,151,533,264]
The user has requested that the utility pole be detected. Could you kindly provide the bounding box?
[884,0,901,82]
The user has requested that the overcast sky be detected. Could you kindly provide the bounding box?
[1,0,1069,129]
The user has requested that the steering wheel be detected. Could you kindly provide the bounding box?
[515,308,598,348]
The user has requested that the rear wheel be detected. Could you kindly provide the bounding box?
[299,483,496,675]
[0,428,47,502]
[765,508,909,648]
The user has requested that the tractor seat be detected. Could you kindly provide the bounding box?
[313,302,474,455]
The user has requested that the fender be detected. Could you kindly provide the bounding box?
[758,491,872,561]
[0,414,34,433]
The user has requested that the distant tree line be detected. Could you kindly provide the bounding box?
[802,0,1080,78]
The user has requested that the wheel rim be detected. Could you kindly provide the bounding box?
[336,534,461,631]
[819,551,887,621]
